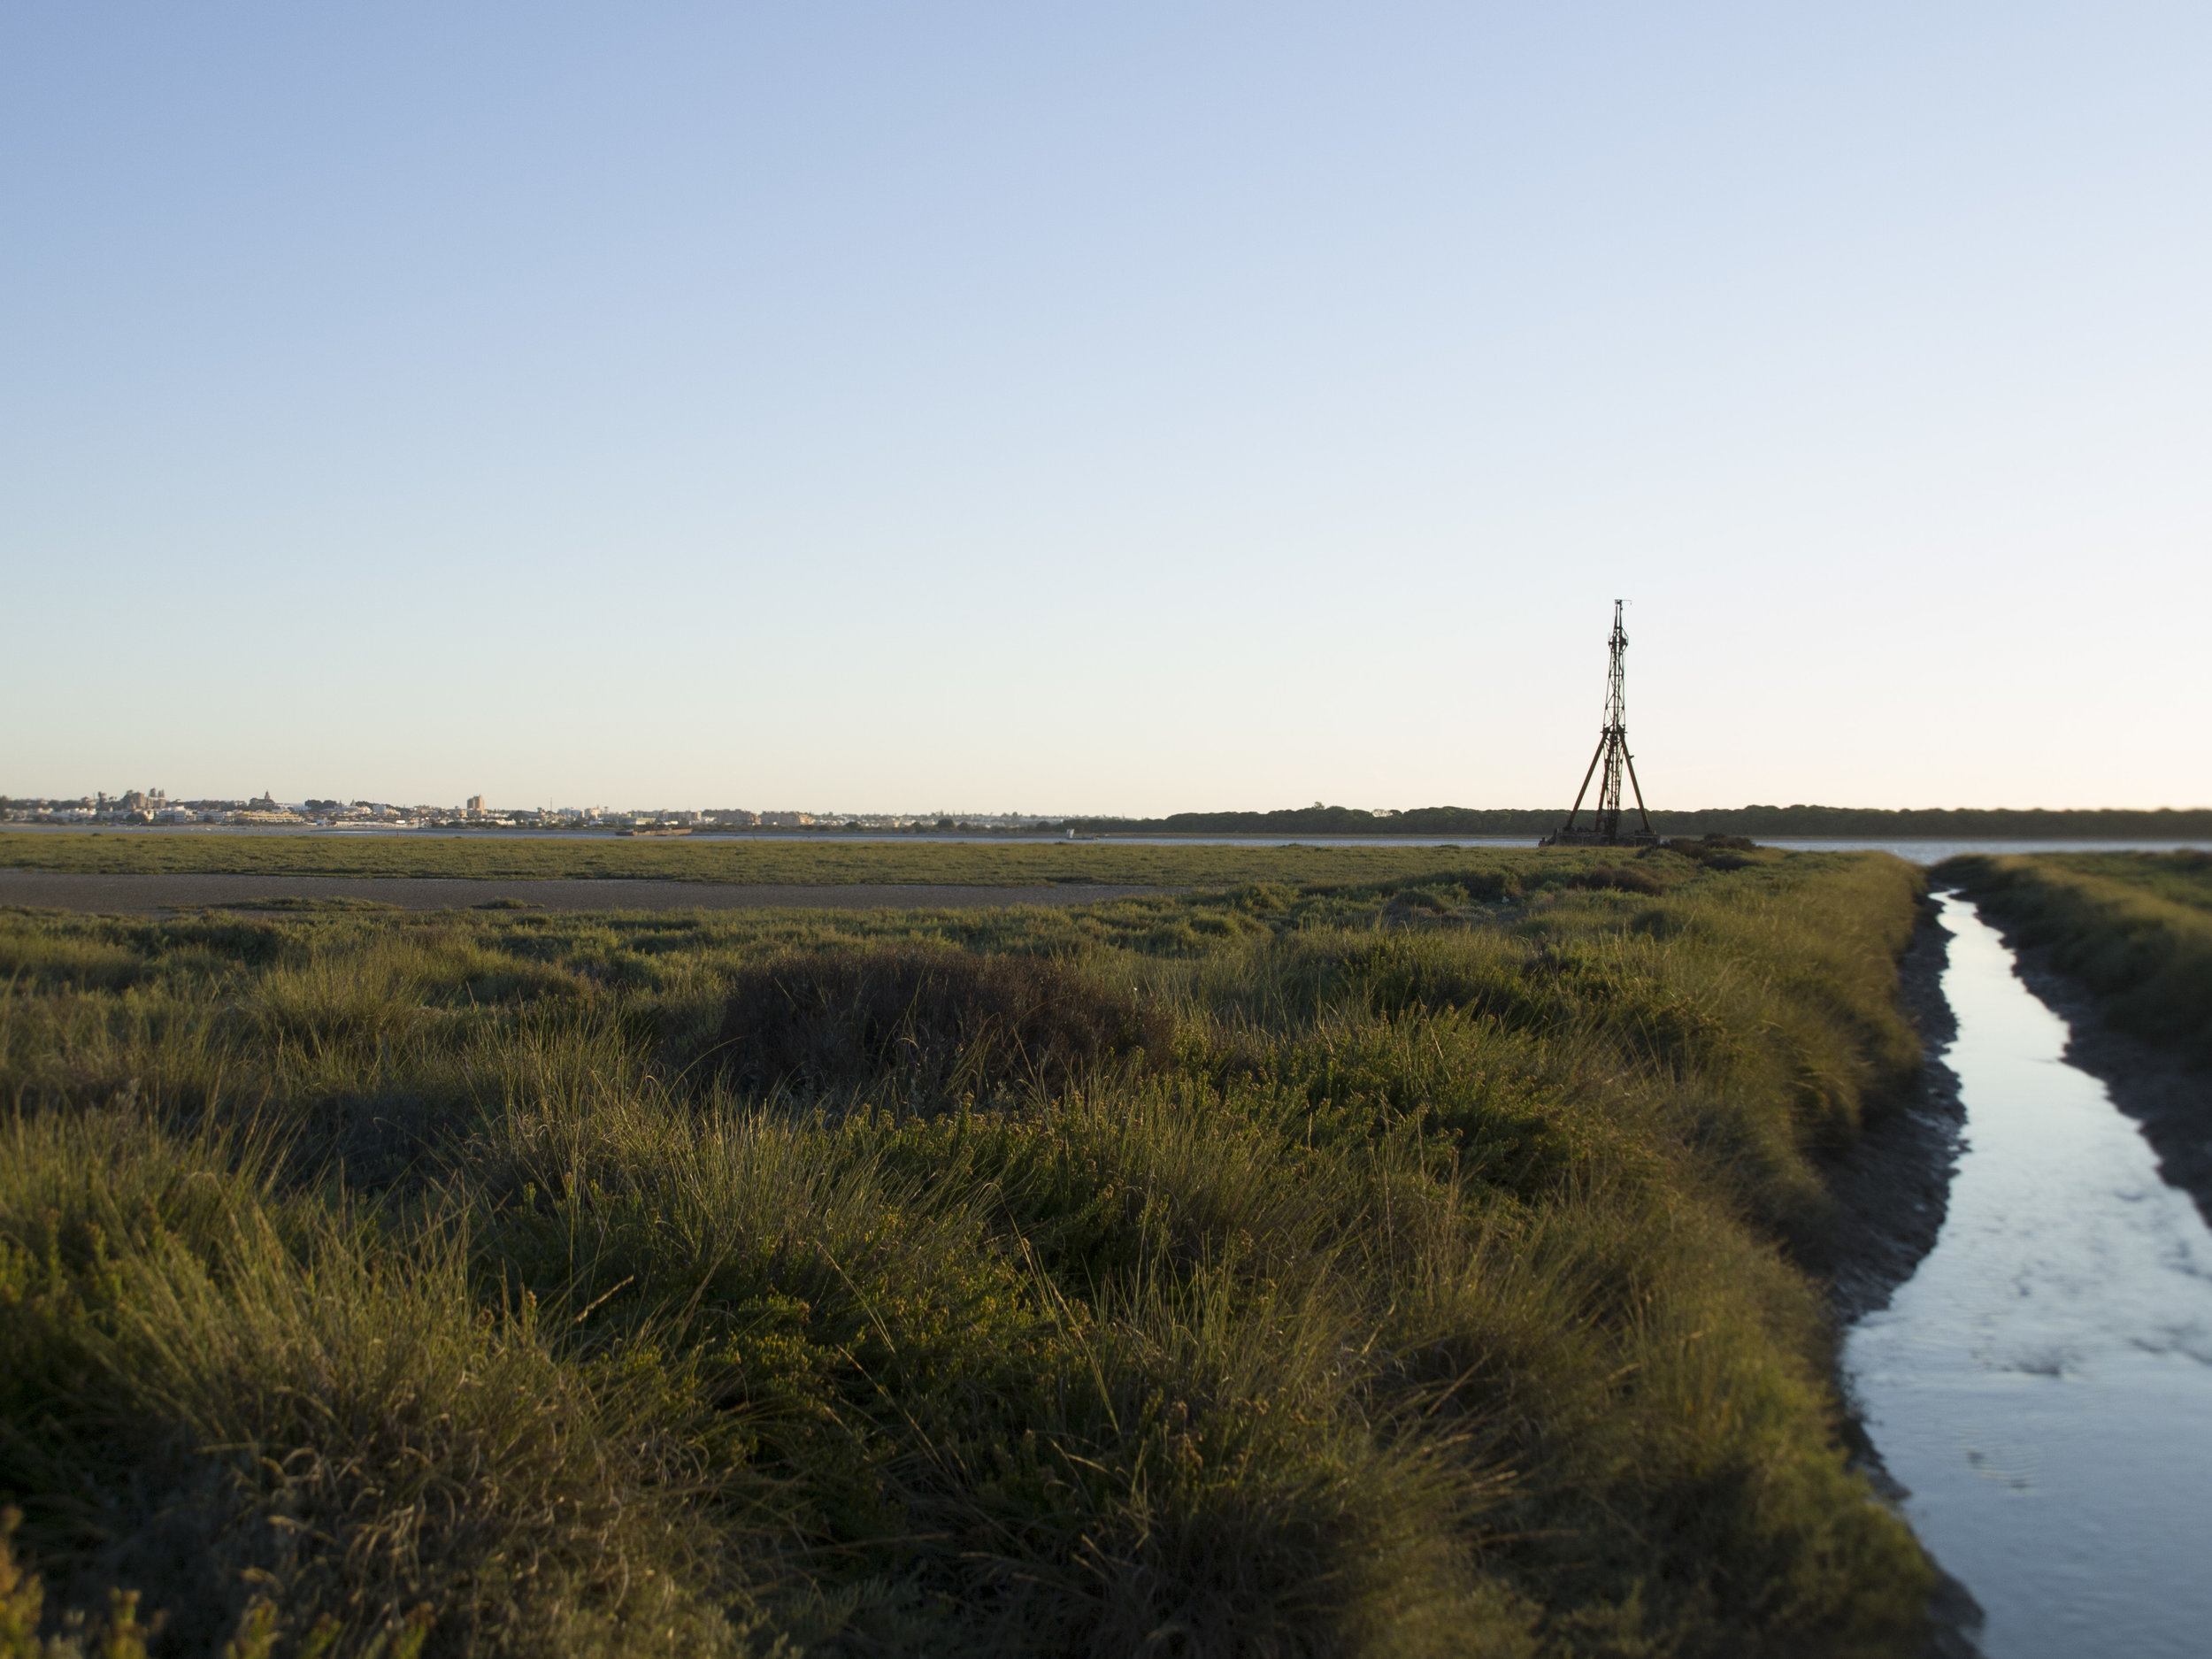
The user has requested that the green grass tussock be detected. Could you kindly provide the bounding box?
[0,849,1939,1655]
[0,1114,762,1657]
[1939,850,2212,1063]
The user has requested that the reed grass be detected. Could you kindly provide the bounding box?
[1,848,1939,1655]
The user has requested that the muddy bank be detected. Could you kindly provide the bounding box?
[1967,918,2212,1232]
[1821,904,1985,1657]
[1823,895,2209,1658]
[1825,903,1971,1324]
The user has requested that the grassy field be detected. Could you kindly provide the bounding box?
[0,832,1558,890]
[1,846,1939,1657]
[1938,849,2212,1064]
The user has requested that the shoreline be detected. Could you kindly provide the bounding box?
[1824,904,1970,1326]
[6,821,2212,856]
[1822,903,1985,1657]
[1969,917,2212,1232]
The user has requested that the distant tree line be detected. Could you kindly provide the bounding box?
[1056,804,2212,839]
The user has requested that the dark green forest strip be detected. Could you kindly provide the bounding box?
[2,848,1941,1655]
[1065,804,2212,837]
[1939,850,2212,1064]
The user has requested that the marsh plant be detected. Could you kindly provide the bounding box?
[1,849,1939,1655]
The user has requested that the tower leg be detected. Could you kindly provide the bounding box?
[1624,750,1653,835]
[1563,736,1607,831]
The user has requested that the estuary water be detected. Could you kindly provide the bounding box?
[1845,895,2212,1657]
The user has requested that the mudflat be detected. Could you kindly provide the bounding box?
[0,870,1169,915]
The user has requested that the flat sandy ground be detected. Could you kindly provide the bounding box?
[0,871,1168,915]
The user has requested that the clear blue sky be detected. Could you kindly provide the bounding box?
[4,4,2206,812]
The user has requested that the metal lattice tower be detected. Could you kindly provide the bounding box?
[1547,601,1655,847]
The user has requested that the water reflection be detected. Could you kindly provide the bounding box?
[1846,895,2212,1657]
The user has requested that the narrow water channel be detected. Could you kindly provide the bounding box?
[1846,894,2212,1657]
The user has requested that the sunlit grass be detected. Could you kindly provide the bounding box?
[0,849,1939,1655]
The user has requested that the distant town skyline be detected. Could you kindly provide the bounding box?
[4,7,2207,811]
[0,791,1104,830]
[9,791,2210,839]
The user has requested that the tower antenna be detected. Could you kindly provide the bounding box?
[1542,601,1657,848]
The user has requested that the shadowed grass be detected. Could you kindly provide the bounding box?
[703,945,1171,1102]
